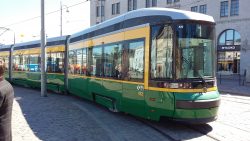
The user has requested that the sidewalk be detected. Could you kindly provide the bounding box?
[12,86,109,141]
[217,78,250,96]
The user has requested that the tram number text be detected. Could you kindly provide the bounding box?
[137,85,144,91]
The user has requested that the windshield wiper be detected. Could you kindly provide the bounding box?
[198,74,208,93]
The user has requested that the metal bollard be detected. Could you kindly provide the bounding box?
[219,73,221,84]
[239,73,241,86]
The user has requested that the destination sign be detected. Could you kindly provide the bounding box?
[217,45,240,51]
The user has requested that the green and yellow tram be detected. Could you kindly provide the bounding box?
[67,8,220,123]
[0,45,12,80]
[11,36,68,92]
[0,8,220,123]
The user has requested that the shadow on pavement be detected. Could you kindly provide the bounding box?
[13,86,215,141]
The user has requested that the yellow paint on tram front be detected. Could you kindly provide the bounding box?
[143,27,150,90]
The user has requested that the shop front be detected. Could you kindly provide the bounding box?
[217,29,241,74]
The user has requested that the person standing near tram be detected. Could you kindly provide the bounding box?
[0,59,14,141]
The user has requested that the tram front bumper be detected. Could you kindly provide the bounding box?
[173,98,220,124]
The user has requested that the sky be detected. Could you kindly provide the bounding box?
[0,0,90,45]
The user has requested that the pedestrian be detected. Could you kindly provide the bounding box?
[0,59,14,141]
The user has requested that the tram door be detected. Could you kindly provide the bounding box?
[121,39,146,118]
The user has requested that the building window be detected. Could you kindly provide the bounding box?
[116,2,120,14]
[167,0,172,4]
[112,3,120,15]
[101,6,104,16]
[128,0,137,11]
[199,4,207,14]
[146,0,157,7]
[218,29,241,46]
[112,4,115,15]
[133,0,137,10]
[230,0,239,16]
[191,6,198,12]
[96,5,104,17]
[220,1,228,17]
[152,0,157,7]
[96,6,100,17]
[146,0,150,7]
[128,0,132,11]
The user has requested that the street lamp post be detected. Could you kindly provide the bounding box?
[60,1,69,36]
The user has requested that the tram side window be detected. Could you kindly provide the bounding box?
[29,54,41,72]
[123,40,144,82]
[150,25,173,79]
[23,55,29,71]
[14,55,29,71]
[76,49,83,74]
[103,43,122,79]
[90,46,103,77]
[47,52,64,73]
[57,52,64,73]
[68,50,77,74]
[0,56,9,71]
[82,48,88,75]
[13,55,19,71]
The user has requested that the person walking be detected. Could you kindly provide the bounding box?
[0,59,14,141]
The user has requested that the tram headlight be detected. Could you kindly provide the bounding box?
[168,83,193,89]
[157,82,193,89]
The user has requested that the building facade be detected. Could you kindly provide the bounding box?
[90,0,250,75]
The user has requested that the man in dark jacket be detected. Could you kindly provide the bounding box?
[0,59,14,141]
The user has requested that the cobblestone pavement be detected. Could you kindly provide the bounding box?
[12,86,250,141]
[12,86,171,141]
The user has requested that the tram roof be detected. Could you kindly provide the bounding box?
[46,35,69,46]
[46,35,68,43]
[0,45,12,50]
[70,8,214,40]
[13,40,40,50]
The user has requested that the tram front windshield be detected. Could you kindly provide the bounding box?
[175,23,215,79]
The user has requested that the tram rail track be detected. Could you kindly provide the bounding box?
[136,117,223,141]
[183,124,221,141]
[136,118,180,141]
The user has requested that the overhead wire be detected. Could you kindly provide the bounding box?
[3,0,90,28]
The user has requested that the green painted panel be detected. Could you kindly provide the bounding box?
[47,74,64,85]
[88,78,103,95]
[27,72,41,81]
[95,95,114,109]
[121,83,145,118]
[102,80,122,110]
[13,71,28,80]
[47,73,65,92]
[173,107,219,119]
[174,91,220,101]
[68,76,91,100]
[12,72,29,86]
[145,91,174,121]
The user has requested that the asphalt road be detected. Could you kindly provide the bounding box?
[12,86,250,141]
